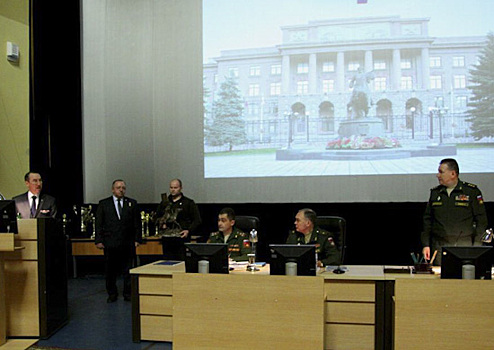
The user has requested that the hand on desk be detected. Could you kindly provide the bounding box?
[422,247,430,261]
[96,243,105,249]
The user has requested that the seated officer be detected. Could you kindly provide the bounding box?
[207,207,251,261]
[286,208,340,267]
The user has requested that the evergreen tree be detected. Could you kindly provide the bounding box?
[205,76,246,151]
[467,32,494,139]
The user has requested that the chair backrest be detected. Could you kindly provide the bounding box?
[316,216,346,264]
[234,215,260,234]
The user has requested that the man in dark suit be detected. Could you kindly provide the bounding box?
[95,179,141,303]
[12,172,57,219]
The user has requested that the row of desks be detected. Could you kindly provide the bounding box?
[130,262,494,350]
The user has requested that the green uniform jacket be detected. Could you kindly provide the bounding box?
[421,180,488,252]
[207,227,251,261]
[286,227,340,266]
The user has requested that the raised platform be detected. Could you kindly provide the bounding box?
[276,144,457,160]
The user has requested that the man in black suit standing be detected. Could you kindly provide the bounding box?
[95,179,141,303]
[13,172,57,219]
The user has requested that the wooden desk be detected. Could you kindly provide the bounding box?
[131,263,386,350]
[71,236,163,277]
[321,265,385,350]
[393,278,494,349]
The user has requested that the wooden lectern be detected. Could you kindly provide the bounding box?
[0,233,15,346]
[3,219,68,339]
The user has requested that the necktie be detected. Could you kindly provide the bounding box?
[117,198,123,219]
[31,196,37,218]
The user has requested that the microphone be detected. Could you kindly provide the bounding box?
[332,232,346,275]
[454,230,464,246]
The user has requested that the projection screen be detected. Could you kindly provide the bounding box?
[82,0,494,204]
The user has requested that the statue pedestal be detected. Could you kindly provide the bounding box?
[338,118,385,137]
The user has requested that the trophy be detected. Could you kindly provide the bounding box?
[90,214,96,239]
[141,211,146,238]
[73,204,93,235]
[246,229,259,272]
[62,213,68,237]
[145,213,150,237]
[481,228,494,244]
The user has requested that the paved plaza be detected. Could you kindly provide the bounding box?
[205,147,494,178]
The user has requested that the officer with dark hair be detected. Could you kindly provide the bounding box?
[421,158,488,264]
[207,207,251,261]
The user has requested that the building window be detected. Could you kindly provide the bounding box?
[430,57,441,68]
[322,79,335,93]
[434,96,444,108]
[348,62,360,71]
[214,74,218,84]
[297,81,309,94]
[322,61,335,72]
[247,103,259,115]
[249,66,260,76]
[401,59,412,69]
[453,75,466,89]
[228,67,239,77]
[374,60,386,70]
[401,76,413,90]
[271,64,281,75]
[430,75,442,89]
[453,56,465,67]
[249,84,260,96]
[374,77,387,91]
[455,96,468,109]
[297,63,309,74]
[270,82,281,96]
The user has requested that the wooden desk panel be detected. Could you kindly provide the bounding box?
[0,234,15,346]
[71,238,162,256]
[325,324,375,350]
[173,273,325,350]
[394,279,494,350]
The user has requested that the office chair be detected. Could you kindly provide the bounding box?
[234,215,260,234]
[316,216,346,265]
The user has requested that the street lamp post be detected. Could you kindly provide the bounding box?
[306,112,310,142]
[410,107,416,139]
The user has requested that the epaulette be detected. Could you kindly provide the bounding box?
[431,185,441,191]
[464,182,478,189]
[316,228,329,236]
[236,231,246,238]
[210,231,220,237]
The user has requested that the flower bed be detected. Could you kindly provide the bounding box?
[326,136,401,150]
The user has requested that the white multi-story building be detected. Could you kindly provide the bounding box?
[204,16,485,146]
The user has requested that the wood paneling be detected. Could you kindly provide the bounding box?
[139,275,173,295]
[325,280,375,302]
[173,274,324,350]
[324,324,375,350]
[140,315,172,342]
[140,295,172,316]
[325,302,374,324]
[394,279,494,350]
[4,260,39,336]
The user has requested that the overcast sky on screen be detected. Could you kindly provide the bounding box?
[203,0,494,63]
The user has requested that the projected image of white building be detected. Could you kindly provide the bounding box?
[204,16,487,153]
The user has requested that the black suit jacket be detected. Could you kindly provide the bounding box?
[95,196,141,248]
[12,192,57,219]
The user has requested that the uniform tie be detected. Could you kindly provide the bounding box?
[31,196,37,218]
[117,198,123,219]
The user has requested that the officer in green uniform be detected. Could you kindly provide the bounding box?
[286,208,340,266]
[421,159,488,264]
[207,207,251,261]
